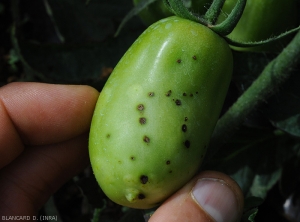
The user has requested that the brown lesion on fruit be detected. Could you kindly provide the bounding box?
[183,92,187,96]
[165,90,172,97]
[196,91,199,94]
[175,99,181,106]
[182,124,187,132]
[184,140,191,148]
[138,193,145,199]
[190,93,193,97]
[137,104,144,111]
[139,117,146,125]
[176,59,182,63]
[148,92,155,97]
[130,156,136,161]
[184,117,188,121]
[192,55,197,60]
[169,170,173,173]
[140,175,148,184]
[143,136,150,143]
[166,160,171,165]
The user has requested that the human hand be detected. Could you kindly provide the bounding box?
[0,82,244,222]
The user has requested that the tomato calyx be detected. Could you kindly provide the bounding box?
[163,0,247,36]
[164,0,300,48]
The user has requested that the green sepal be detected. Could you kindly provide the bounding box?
[203,0,226,25]
[210,0,247,36]
[225,26,300,48]
[163,0,203,23]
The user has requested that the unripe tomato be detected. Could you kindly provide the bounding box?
[89,16,232,209]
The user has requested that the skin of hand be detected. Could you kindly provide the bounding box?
[0,82,244,222]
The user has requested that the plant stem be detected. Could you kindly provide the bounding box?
[207,31,300,160]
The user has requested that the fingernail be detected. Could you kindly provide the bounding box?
[191,178,240,222]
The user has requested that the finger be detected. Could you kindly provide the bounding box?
[0,132,89,217]
[0,82,99,168]
[149,171,244,222]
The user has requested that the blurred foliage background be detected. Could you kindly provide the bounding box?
[1,0,300,221]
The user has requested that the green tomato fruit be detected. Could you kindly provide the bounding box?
[218,0,298,52]
[89,16,232,209]
[133,0,212,26]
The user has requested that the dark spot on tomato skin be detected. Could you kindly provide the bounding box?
[190,94,193,97]
[184,140,191,148]
[139,117,146,124]
[182,124,187,132]
[192,55,197,60]
[143,136,150,143]
[165,90,172,97]
[138,194,145,199]
[140,175,148,184]
[130,156,136,160]
[177,59,182,63]
[166,160,171,165]
[169,170,173,173]
[185,117,188,121]
[196,91,199,94]
[106,134,110,138]
[175,99,181,106]
[183,93,187,96]
[137,104,144,111]
[148,92,154,97]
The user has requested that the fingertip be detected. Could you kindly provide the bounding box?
[0,82,100,145]
[149,171,244,222]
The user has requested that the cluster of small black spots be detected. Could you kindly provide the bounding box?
[137,104,144,111]
[139,117,146,125]
[130,156,136,161]
[175,99,181,106]
[184,117,188,121]
[192,55,197,60]
[165,90,172,97]
[182,124,187,132]
[140,175,148,184]
[184,140,191,148]
[183,93,187,96]
[166,160,171,165]
[148,92,155,97]
[176,59,182,63]
[138,194,145,200]
[143,136,150,143]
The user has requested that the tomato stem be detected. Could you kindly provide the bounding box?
[206,30,300,160]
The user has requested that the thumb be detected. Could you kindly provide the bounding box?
[149,171,244,222]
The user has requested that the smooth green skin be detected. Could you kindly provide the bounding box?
[133,0,212,26]
[89,16,232,209]
[218,0,298,52]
